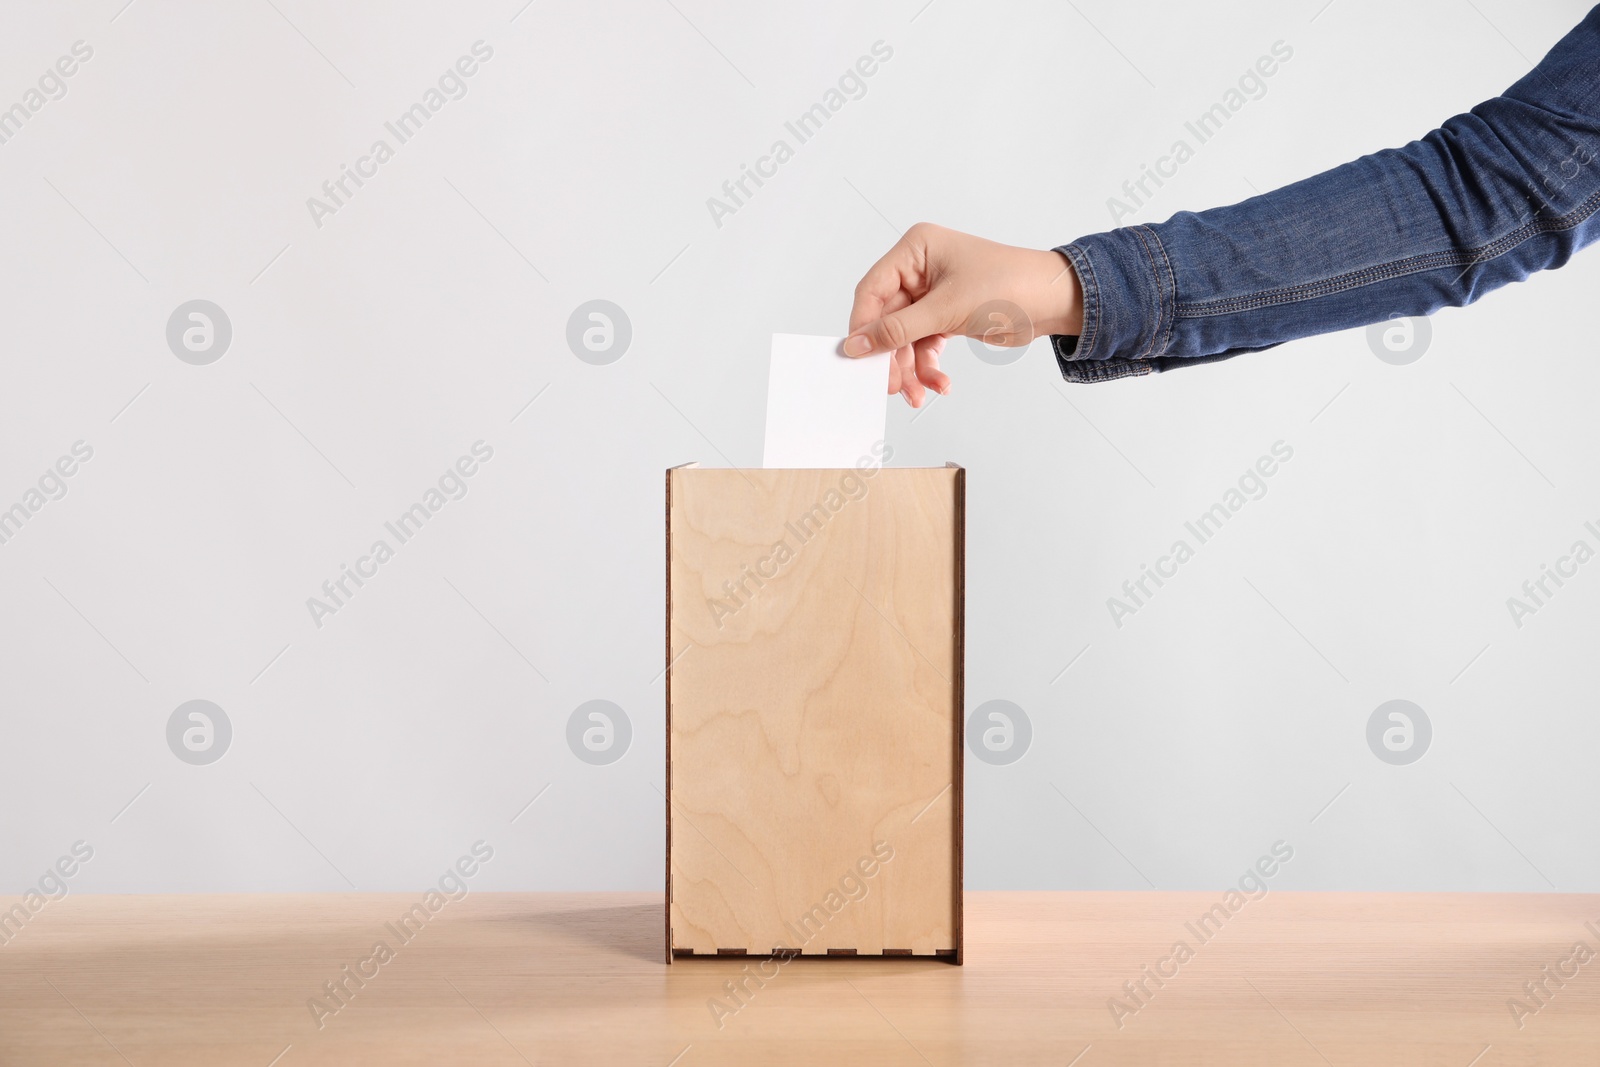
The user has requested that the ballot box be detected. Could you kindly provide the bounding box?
[665,462,964,962]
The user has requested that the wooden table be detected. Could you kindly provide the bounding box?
[3,891,1597,1064]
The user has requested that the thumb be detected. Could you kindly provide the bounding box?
[843,297,952,358]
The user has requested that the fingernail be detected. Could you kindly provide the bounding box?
[843,334,871,357]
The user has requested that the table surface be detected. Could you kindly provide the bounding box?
[3,890,1598,1065]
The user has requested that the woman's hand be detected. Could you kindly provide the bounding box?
[845,223,1084,407]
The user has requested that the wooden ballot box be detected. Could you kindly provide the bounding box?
[665,462,964,962]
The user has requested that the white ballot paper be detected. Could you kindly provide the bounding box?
[762,333,891,468]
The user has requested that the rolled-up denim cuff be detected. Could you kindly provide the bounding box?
[1049,224,1175,383]
[1049,334,1155,382]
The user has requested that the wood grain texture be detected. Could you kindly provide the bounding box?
[3,891,1598,1065]
[667,466,962,958]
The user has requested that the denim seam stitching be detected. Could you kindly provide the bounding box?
[1174,185,1600,317]
[1144,225,1179,355]
[1130,225,1165,359]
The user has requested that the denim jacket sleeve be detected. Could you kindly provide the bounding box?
[1051,6,1600,383]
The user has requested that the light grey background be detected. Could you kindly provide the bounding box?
[2,0,1595,896]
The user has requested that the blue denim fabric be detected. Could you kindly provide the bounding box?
[1052,6,1600,382]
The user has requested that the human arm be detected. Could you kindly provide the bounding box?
[846,6,1600,395]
